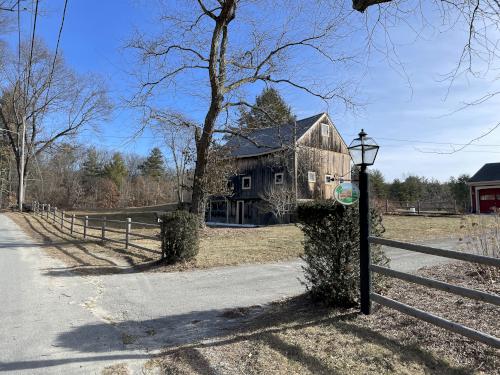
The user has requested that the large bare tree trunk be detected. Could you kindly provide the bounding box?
[190,102,222,219]
[189,1,235,221]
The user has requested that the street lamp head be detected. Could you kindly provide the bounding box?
[348,129,379,167]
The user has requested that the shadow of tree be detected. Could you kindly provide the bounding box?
[0,296,474,374]
[20,215,163,275]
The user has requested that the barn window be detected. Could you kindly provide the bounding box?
[308,171,316,182]
[480,194,495,200]
[325,174,333,184]
[242,176,251,189]
[321,123,329,137]
[275,173,284,185]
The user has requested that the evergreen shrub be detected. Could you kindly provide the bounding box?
[160,211,199,263]
[297,200,388,307]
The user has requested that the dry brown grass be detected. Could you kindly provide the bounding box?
[147,262,499,375]
[197,226,303,267]
[382,214,496,242]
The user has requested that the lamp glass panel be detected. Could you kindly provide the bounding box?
[363,146,378,165]
[349,147,363,165]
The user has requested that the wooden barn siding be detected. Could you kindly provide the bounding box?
[232,152,293,200]
[296,147,351,200]
[296,120,350,199]
[298,119,348,153]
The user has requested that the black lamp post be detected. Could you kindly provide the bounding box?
[348,129,379,315]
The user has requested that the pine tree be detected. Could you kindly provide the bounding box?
[139,147,165,178]
[82,148,102,178]
[103,153,128,189]
[239,87,295,129]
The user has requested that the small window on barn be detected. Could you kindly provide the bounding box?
[480,194,495,200]
[321,123,329,137]
[275,173,284,185]
[325,174,333,184]
[308,171,316,183]
[242,176,251,190]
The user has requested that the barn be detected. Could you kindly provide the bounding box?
[207,112,351,225]
[468,163,500,213]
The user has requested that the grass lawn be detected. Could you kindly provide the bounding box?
[145,262,499,374]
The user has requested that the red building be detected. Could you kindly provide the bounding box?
[468,163,500,213]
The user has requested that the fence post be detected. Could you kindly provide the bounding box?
[417,200,421,215]
[84,216,88,239]
[71,214,75,235]
[454,200,457,214]
[53,207,57,223]
[42,204,45,216]
[101,216,106,241]
[125,218,131,250]
[47,204,50,220]
[385,199,388,214]
[61,211,65,229]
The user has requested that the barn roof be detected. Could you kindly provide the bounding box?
[469,163,500,183]
[224,112,326,158]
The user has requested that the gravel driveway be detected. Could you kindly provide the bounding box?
[0,213,462,374]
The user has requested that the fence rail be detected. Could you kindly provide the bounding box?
[31,201,161,255]
[375,199,468,215]
[368,236,500,349]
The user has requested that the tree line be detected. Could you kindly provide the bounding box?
[369,170,470,209]
[0,144,192,209]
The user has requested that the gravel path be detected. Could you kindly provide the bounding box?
[0,213,462,374]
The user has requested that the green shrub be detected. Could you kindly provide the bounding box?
[297,200,388,307]
[160,211,199,263]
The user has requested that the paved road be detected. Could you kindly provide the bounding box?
[0,213,462,374]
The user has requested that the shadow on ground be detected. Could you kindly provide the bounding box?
[18,215,164,276]
[0,296,476,374]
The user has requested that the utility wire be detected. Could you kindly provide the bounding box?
[414,122,500,154]
[25,0,39,103]
[43,0,68,107]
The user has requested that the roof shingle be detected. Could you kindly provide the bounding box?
[224,113,325,157]
[469,163,500,183]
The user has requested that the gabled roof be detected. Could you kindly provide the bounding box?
[469,163,500,183]
[224,113,326,158]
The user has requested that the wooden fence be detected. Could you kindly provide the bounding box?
[32,202,162,255]
[367,236,500,348]
[375,199,468,215]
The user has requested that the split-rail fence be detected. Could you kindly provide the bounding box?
[32,202,162,255]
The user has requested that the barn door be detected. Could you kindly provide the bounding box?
[237,201,244,224]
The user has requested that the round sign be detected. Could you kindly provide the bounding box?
[334,182,360,206]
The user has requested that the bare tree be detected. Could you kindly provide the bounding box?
[0,40,111,206]
[129,0,500,222]
[129,0,356,222]
[163,126,194,204]
[259,183,296,224]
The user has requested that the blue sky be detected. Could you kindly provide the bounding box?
[4,0,500,182]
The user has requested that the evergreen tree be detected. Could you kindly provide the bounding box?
[139,147,165,178]
[389,179,404,202]
[239,87,295,129]
[401,175,424,202]
[449,174,470,208]
[103,153,128,189]
[369,169,387,199]
[82,147,103,184]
